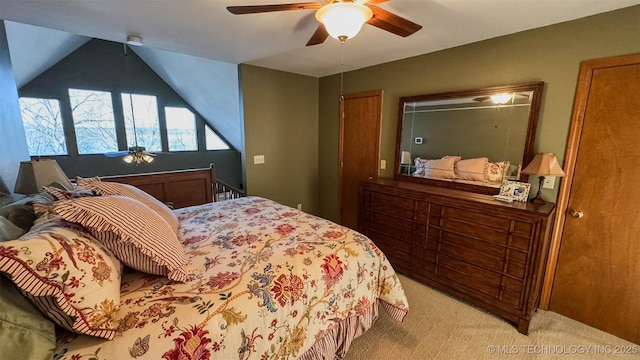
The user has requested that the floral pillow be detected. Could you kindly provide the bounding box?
[53,196,189,282]
[412,158,432,176]
[76,178,179,232]
[487,161,511,183]
[0,220,122,339]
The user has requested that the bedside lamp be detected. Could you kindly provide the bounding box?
[400,151,412,174]
[521,153,565,205]
[14,159,74,194]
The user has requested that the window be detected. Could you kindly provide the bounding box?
[205,125,230,150]
[18,97,67,156]
[69,89,118,154]
[165,107,197,151]
[122,93,161,151]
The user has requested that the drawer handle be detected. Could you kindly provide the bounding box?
[569,209,584,219]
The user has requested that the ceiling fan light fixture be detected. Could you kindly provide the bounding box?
[316,2,373,42]
[126,35,143,46]
[490,93,513,105]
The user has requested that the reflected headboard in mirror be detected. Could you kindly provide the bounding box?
[394,82,544,195]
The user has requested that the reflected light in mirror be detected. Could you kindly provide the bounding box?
[490,93,513,105]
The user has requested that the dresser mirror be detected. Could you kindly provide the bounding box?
[394,82,544,194]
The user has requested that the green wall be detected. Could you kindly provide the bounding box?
[317,6,640,221]
[240,65,319,213]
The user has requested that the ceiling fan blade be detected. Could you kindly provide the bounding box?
[362,0,390,4]
[474,96,490,102]
[306,24,329,46]
[227,2,323,15]
[367,5,422,37]
[104,151,130,158]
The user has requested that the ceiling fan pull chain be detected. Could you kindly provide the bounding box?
[340,41,345,102]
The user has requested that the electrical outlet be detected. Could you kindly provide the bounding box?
[543,176,555,189]
[380,160,386,170]
[253,155,265,164]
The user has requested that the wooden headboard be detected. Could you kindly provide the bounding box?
[100,164,216,209]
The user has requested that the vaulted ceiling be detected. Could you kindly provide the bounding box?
[3,0,639,150]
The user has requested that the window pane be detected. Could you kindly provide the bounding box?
[205,125,230,150]
[69,89,117,154]
[19,97,68,156]
[165,107,197,151]
[122,93,161,151]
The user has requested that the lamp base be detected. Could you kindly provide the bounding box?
[529,176,545,205]
[530,196,546,205]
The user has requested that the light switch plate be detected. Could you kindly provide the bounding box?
[253,155,265,164]
[543,176,555,189]
[380,160,386,170]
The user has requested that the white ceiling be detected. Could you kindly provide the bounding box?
[2,0,639,78]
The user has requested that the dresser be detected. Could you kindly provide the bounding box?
[359,178,556,334]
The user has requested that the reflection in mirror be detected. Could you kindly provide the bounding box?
[395,82,544,194]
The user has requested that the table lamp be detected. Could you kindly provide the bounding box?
[14,159,74,194]
[521,153,565,205]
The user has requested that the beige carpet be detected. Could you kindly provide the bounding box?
[345,275,637,359]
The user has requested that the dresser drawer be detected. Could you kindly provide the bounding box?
[429,254,503,299]
[359,179,556,334]
[366,191,414,219]
[435,231,528,279]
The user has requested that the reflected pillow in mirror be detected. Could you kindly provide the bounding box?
[455,157,489,182]
[412,158,432,176]
[487,161,511,183]
[423,156,460,179]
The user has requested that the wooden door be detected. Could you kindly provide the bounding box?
[546,54,640,343]
[339,90,382,229]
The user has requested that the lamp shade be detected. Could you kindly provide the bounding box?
[14,159,74,194]
[521,153,566,177]
[316,2,373,41]
[400,151,412,165]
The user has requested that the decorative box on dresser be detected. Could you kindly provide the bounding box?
[359,178,556,334]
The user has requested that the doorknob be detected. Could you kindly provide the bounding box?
[569,209,584,218]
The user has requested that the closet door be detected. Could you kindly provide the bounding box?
[339,90,382,230]
[548,54,640,343]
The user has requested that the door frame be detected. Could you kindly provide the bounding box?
[539,53,640,308]
[338,90,383,224]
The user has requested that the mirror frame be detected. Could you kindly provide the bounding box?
[394,82,545,195]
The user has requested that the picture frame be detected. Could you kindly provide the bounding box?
[498,180,531,202]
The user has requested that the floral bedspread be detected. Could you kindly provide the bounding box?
[55,196,408,359]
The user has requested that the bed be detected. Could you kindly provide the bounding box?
[0,166,408,360]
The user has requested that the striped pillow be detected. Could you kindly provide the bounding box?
[43,185,95,200]
[0,220,122,339]
[76,178,179,233]
[53,196,189,282]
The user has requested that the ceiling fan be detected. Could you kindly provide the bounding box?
[104,39,161,165]
[227,0,422,46]
[105,146,157,164]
